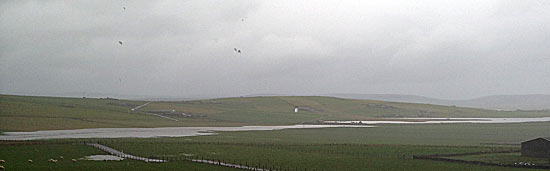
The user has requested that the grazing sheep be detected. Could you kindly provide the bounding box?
[0,165,4,169]
[72,159,77,162]
[59,156,64,159]
[0,160,4,163]
[28,159,33,163]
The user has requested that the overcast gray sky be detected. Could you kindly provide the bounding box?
[1,0,549,99]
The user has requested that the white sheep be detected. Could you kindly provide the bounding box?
[59,156,64,159]
[0,165,4,170]
[72,159,77,162]
[0,160,4,163]
[28,159,33,163]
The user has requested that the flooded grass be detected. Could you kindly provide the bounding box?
[82,155,124,161]
[0,125,372,140]
[325,117,550,124]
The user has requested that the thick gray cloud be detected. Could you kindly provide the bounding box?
[1,0,549,99]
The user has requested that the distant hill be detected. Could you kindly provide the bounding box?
[326,94,550,111]
[6,91,548,110]
[1,92,227,101]
[453,94,550,111]
[326,94,444,104]
[2,94,550,131]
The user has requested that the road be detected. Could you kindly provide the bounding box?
[131,102,179,121]
[145,112,179,121]
[130,102,152,111]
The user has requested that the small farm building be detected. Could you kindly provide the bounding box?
[521,137,550,158]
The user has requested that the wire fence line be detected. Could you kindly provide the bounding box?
[2,139,525,171]
[87,143,166,163]
[412,151,550,169]
[86,142,297,171]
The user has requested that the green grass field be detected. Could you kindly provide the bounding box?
[142,96,550,126]
[3,94,549,132]
[1,94,549,170]
[16,122,542,171]
[448,152,550,166]
[3,122,548,171]
[0,94,243,132]
[0,142,532,171]
[0,143,239,171]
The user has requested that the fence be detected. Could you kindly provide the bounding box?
[0,139,351,171]
[4,139,528,170]
[412,150,550,169]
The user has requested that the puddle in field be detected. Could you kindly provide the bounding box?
[324,117,550,124]
[181,153,194,157]
[0,125,372,140]
[82,155,124,161]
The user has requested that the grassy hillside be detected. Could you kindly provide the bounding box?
[0,95,241,132]
[2,94,550,132]
[142,96,550,125]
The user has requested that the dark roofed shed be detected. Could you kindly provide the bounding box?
[521,137,550,158]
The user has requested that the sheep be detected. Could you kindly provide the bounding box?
[0,160,4,163]
[72,159,77,162]
[28,159,33,163]
[0,165,4,170]
[59,156,64,159]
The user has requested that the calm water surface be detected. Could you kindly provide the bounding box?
[2,117,548,140]
[0,125,372,140]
